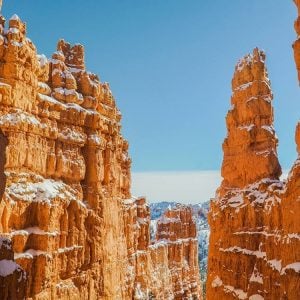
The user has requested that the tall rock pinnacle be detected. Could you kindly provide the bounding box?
[207,45,300,300]
[293,0,300,153]
[293,0,300,83]
[220,48,281,194]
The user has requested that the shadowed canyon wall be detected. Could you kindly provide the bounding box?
[0,12,202,300]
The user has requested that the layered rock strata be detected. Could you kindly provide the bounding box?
[123,201,202,299]
[0,12,202,300]
[207,48,300,300]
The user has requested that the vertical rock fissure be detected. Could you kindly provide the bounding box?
[0,130,7,202]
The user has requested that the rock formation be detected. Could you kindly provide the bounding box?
[207,44,300,300]
[123,201,202,299]
[293,0,300,83]
[0,12,202,300]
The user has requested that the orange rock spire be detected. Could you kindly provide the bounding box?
[220,48,281,195]
[207,41,300,299]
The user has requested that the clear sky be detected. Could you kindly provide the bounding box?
[3,1,299,202]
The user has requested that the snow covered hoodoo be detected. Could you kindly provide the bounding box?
[207,48,300,300]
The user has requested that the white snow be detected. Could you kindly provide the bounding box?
[38,82,50,91]
[249,295,264,300]
[56,280,76,290]
[7,175,76,204]
[7,27,19,34]
[14,249,50,260]
[246,95,272,103]
[228,194,244,208]
[37,54,48,68]
[12,227,58,237]
[65,89,77,96]
[261,125,275,135]
[88,134,102,145]
[10,14,20,21]
[281,262,300,274]
[219,246,266,259]
[0,259,21,277]
[238,124,255,131]
[137,217,148,225]
[223,285,248,300]
[0,82,11,88]
[158,215,180,224]
[211,275,247,299]
[250,266,263,284]
[58,127,86,144]
[57,245,83,254]
[267,259,282,272]
[211,276,223,288]
[122,198,137,205]
[134,283,147,299]
[68,67,82,73]
[235,81,253,91]
[0,111,43,127]
[11,41,23,47]
[236,54,252,72]
[37,93,63,106]
[255,150,271,157]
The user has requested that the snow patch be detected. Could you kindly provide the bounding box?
[250,266,263,284]
[219,246,266,259]
[0,259,21,277]
[281,262,300,274]
[0,111,43,127]
[10,14,20,21]
[238,124,255,131]
[211,276,223,288]
[267,259,282,272]
[37,54,48,68]
[249,295,264,300]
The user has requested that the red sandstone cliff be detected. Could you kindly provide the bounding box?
[207,44,300,299]
[0,11,202,300]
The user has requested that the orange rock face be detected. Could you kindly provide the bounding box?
[123,201,202,299]
[156,205,201,299]
[207,48,300,300]
[221,47,281,193]
[0,12,202,300]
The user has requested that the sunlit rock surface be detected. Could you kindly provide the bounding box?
[206,48,300,300]
[0,12,202,300]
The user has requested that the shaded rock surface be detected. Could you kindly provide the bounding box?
[0,11,203,300]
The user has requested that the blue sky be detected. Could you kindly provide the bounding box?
[3,1,299,202]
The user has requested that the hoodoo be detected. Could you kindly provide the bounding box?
[0,10,202,300]
[220,47,281,193]
[207,28,300,300]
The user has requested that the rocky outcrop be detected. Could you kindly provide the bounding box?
[156,205,201,299]
[123,199,202,300]
[0,11,202,300]
[207,48,300,300]
[220,47,281,193]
